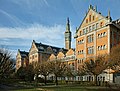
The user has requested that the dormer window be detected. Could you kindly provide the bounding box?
[39,46,44,50]
[53,49,57,52]
[47,47,52,53]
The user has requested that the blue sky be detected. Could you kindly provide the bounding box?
[0,0,120,58]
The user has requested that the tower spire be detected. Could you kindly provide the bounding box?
[65,17,71,50]
[66,17,70,32]
[67,17,69,25]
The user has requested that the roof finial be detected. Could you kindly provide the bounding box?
[89,5,93,9]
[18,49,20,52]
[108,9,112,22]
[33,40,35,43]
[94,5,97,12]
[108,9,110,18]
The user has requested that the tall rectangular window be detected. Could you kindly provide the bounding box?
[88,46,94,54]
[87,34,94,43]
[93,16,95,21]
[80,31,82,36]
[92,25,95,30]
[96,23,99,29]
[86,27,88,33]
[89,15,91,22]
[83,29,86,35]
[89,26,92,32]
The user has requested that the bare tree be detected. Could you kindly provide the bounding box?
[109,44,120,72]
[35,61,51,85]
[50,61,67,85]
[77,64,87,77]
[0,48,15,79]
[16,64,34,82]
[83,54,109,85]
[65,66,74,80]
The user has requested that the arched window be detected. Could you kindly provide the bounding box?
[78,51,79,55]
[101,33,103,37]
[47,47,53,53]
[103,45,106,50]
[98,34,100,38]
[98,46,100,50]
[101,45,103,50]
[100,22,103,27]
[103,32,106,36]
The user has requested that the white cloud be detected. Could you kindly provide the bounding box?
[0,24,64,39]
[0,23,75,58]
[0,24,66,46]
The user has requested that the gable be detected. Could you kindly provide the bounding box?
[16,51,21,59]
[77,9,108,36]
[81,9,104,28]
[49,54,56,61]
[57,52,65,59]
[29,42,38,55]
[66,49,75,56]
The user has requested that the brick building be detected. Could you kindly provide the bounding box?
[16,5,120,83]
[74,5,120,82]
[16,49,29,71]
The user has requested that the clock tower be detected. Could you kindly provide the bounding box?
[65,17,71,50]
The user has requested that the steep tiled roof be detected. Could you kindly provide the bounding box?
[112,18,120,26]
[34,41,68,55]
[19,49,28,58]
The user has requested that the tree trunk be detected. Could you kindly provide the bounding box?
[55,75,58,85]
[44,75,47,85]
[94,75,98,86]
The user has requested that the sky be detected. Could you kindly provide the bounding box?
[0,0,120,58]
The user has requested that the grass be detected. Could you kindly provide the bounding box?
[14,88,40,91]
[1,81,119,91]
[13,85,109,91]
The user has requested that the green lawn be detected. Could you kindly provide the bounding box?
[14,85,109,91]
